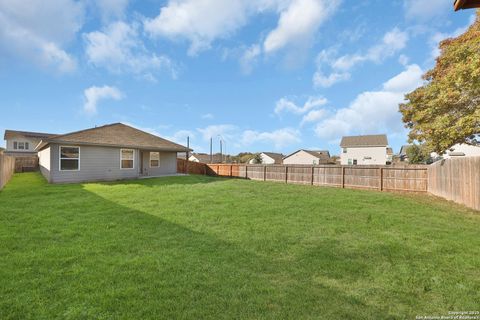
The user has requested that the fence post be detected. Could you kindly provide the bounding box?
[264,166,267,181]
[204,163,207,175]
[230,165,233,177]
[245,165,248,179]
[285,166,288,184]
[341,166,345,189]
[379,167,383,191]
[311,166,314,185]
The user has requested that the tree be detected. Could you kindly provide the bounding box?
[405,144,430,164]
[251,153,263,164]
[399,11,480,154]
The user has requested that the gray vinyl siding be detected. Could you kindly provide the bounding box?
[49,144,140,183]
[38,147,51,182]
[141,151,178,176]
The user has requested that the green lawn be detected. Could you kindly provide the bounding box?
[0,173,479,319]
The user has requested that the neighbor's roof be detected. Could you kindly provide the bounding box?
[340,134,388,147]
[190,153,223,163]
[4,130,57,140]
[36,123,190,152]
[261,152,284,162]
[399,145,412,155]
[284,149,331,160]
[454,0,480,11]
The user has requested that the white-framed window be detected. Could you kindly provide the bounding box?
[342,148,347,153]
[348,159,352,165]
[59,146,80,171]
[150,152,160,167]
[13,141,29,150]
[121,149,134,169]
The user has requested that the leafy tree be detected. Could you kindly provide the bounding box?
[399,11,480,154]
[251,153,263,164]
[405,144,430,164]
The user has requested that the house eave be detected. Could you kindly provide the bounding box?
[37,140,192,152]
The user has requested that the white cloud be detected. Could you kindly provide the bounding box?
[398,54,409,66]
[313,70,350,88]
[333,28,409,70]
[94,0,129,21]
[144,0,338,57]
[0,0,83,72]
[240,44,261,74]
[201,113,214,120]
[313,28,409,88]
[314,64,424,140]
[275,96,327,115]
[144,0,250,56]
[301,109,327,126]
[84,21,176,78]
[83,85,124,115]
[403,0,450,21]
[263,0,339,54]
[241,128,301,149]
[382,64,423,92]
[197,124,237,141]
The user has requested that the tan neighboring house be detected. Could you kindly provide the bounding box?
[248,152,283,164]
[283,150,331,165]
[4,130,57,156]
[35,123,190,184]
[340,134,390,165]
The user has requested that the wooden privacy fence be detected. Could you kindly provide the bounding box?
[0,154,15,190]
[428,157,480,211]
[178,159,428,193]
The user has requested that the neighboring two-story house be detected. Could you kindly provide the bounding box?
[340,134,390,165]
[3,130,57,156]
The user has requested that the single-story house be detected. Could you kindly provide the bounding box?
[283,150,331,165]
[35,123,190,183]
[441,143,480,159]
[248,152,283,164]
[188,153,223,163]
[4,130,57,157]
[340,134,390,165]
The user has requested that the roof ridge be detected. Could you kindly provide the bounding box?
[46,123,122,141]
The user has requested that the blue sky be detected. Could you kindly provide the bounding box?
[0,0,475,155]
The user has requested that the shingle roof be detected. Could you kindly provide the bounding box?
[340,134,388,147]
[261,152,284,163]
[4,130,57,140]
[190,153,223,163]
[284,149,331,160]
[399,145,412,156]
[36,123,190,152]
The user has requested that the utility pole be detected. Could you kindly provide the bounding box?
[210,137,213,164]
[186,136,190,174]
[219,139,223,163]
